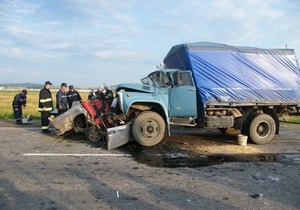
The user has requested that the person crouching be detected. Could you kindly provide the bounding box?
[12,89,27,124]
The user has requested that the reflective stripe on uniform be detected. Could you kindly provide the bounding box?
[42,125,49,129]
[40,98,53,103]
[38,107,52,111]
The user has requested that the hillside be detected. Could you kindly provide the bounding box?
[0,83,43,88]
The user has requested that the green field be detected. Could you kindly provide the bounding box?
[0,90,89,120]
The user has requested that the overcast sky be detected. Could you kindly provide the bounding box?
[1,0,299,88]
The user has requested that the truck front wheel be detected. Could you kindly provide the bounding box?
[248,114,276,144]
[132,111,165,146]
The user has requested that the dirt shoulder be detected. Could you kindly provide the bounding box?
[163,123,300,155]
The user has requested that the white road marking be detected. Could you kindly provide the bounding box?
[23,153,132,157]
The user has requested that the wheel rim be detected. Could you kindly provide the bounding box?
[256,121,270,138]
[88,127,101,142]
[140,119,159,138]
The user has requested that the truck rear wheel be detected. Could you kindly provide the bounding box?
[248,114,276,144]
[132,111,165,146]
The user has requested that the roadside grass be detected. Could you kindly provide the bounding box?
[279,113,300,124]
[0,90,89,120]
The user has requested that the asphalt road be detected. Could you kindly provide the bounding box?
[0,119,299,210]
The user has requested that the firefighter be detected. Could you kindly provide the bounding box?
[104,85,114,103]
[38,81,53,133]
[88,89,96,101]
[12,89,27,124]
[95,89,105,101]
[101,85,114,113]
[67,85,82,108]
[56,83,68,115]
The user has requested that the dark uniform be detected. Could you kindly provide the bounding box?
[88,89,96,101]
[39,81,53,133]
[102,86,114,112]
[104,88,114,104]
[12,90,27,124]
[56,86,68,115]
[95,90,105,101]
[67,85,82,108]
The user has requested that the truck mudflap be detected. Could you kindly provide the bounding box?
[106,122,132,150]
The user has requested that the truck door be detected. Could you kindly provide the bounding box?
[169,71,197,117]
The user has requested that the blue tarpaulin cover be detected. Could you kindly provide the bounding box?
[163,42,300,106]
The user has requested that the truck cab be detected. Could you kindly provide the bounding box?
[121,69,197,119]
[115,68,230,147]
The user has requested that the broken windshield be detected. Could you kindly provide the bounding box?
[141,72,171,87]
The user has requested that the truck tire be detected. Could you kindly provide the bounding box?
[248,114,276,144]
[132,111,165,146]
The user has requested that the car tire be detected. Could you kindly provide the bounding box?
[86,126,103,144]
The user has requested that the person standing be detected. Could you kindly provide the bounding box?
[56,83,68,115]
[67,85,82,108]
[102,85,114,112]
[95,88,105,101]
[103,85,114,104]
[12,89,27,124]
[38,81,53,133]
[88,89,96,101]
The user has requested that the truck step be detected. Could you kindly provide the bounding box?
[170,117,196,126]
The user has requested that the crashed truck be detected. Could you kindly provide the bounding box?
[53,42,300,150]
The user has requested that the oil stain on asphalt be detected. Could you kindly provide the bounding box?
[121,142,300,168]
